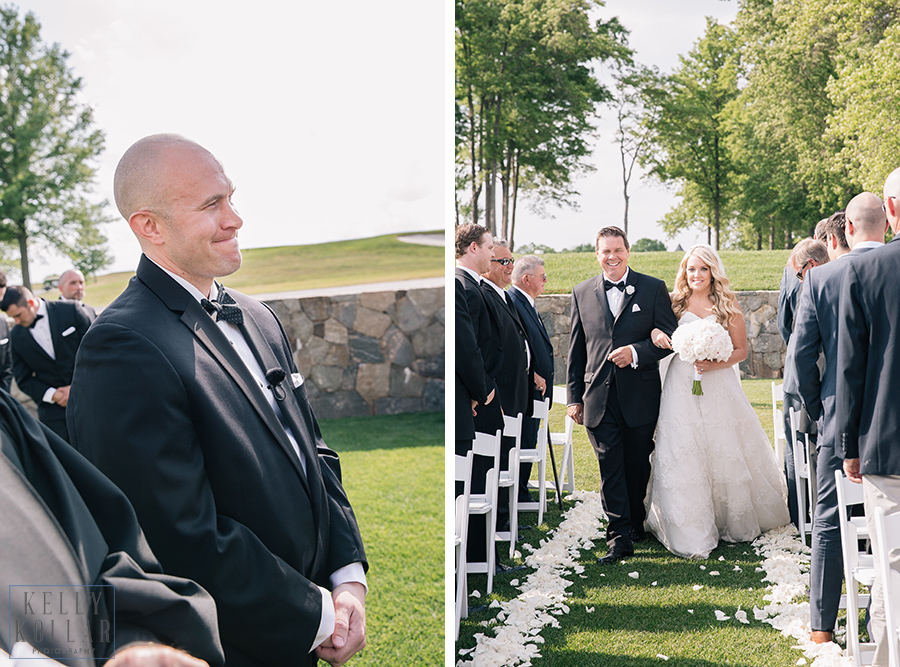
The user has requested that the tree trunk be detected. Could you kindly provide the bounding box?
[784,227,792,250]
[485,162,495,236]
[499,144,511,241]
[769,224,775,250]
[17,223,30,290]
[713,199,721,250]
[508,151,519,252]
[756,228,762,250]
[467,88,479,225]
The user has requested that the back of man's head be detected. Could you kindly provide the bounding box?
[789,238,829,273]
[455,223,489,259]
[814,217,829,242]
[823,210,849,252]
[511,255,544,286]
[0,286,32,313]
[846,191,887,245]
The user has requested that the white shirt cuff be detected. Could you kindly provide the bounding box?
[42,387,57,404]
[629,345,639,369]
[310,563,368,652]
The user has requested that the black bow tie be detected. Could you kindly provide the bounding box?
[201,286,243,325]
[28,314,44,329]
[604,280,625,292]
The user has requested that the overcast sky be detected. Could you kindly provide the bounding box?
[512,0,740,253]
[14,0,445,280]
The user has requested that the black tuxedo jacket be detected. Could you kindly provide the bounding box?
[508,285,554,391]
[0,389,222,665]
[836,238,900,473]
[793,247,875,450]
[479,281,530,421]
[567,270,677,430]
[10,300,91,438]
[68,256,366,666]
[455,268,503,435]
[0,317,12,393]
[455,275,488,441]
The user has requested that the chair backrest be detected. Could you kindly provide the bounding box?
[551,385,568,406]
[874,506,900,667]
[455,450,474,500]
[772,382,785,462]
[533,397,550,455]
[503,412,523,452]
[789,407,811,476]
[472,429,502,473]
[835,469,866,573]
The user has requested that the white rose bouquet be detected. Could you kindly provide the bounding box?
[670,318,734,395]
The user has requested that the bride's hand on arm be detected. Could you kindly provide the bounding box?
[651,328,671,350]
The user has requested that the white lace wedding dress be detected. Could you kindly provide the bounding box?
[644,312,790,559]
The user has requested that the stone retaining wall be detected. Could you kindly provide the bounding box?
[264,286,445,419]
[536,290,785,381]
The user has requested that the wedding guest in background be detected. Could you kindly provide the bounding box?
[646,245,789,559]
[68,134,367,667]
[0,272,13,393]
[57,268,97,321]
[567,227,677,564]
[781,237,829,528]
[0,285,91,442]
[509,254,553,504]
[793,201,886,645]
[836,167,900,667]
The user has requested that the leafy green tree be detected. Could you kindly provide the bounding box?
[0,6,112,287]
[632,238,667,252]
[455,0,629,248]
[640,19,740,250]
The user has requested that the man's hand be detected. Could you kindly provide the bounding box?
[485,389,495,405]
[567,403,584,426]
[316,582,366,667]
[471,399,478,416]
[534,373,547,396]
[106,645,208,666]
[607,346,633,368]
[843,457,863,484]
[52,386,71,407]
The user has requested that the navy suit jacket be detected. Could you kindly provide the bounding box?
[835,237,900,473]
[793,247,875,450]
[567,270,677,430]
[508,285,554,392]
[68,256,366,666]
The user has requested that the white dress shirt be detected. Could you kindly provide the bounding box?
[154,262,366,652]
[602,269,639,368]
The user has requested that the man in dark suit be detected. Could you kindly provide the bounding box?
[509,254,553,503]
[567,227,677,564]
[479,239,531,534]
[0,272,14,393]
[58,268,98,321]
[794,201,885,645]
[67,134,367,667]
[836,171,900,666]
[0,389,222,667]
[0,286,91,442]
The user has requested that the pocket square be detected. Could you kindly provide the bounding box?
[631,304,641,313]
[61,326,76,336]
[291,372,304,388]
[0,338,7,345]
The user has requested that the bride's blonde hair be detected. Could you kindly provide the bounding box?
[672,244,741,328]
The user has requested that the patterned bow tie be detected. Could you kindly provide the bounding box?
[604,279,625,292]
[201,286,243,325]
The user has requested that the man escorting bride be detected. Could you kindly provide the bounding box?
[645,244,790,559]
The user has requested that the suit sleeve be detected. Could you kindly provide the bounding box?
[778,268,799,344]
[456,279,487,404]
[566,290,586,405]
[793,277,824,421]
[68,322,333,660]
[0,321,12,393]
[11,341,52,404]
[835,262,867,459]
[632,280,677,367]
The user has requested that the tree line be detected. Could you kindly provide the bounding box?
[456,0,900,251]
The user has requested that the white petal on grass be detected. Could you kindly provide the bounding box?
[628,571,639,579]
[692,584,704,591]
[657,654,670,661]
[709,571,720,576]
[700,565,707,570]
[470,590,481,599]
[652,581,658,586]
[688,609,694,614]
[714,610,731,621]
[735,609,749,624]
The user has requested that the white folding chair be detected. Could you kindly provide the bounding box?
[519,398,550,526]
[467,429,502,594]
[874,506,900,667]
[551,385,576,494]
[789,407,816,543]
[836,470,876,667]
[772,381,786,465]
[454,451,473,639]
[495,412,522,558]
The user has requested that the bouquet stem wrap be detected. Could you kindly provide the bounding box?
[671,317,734,397]
[692,370,703,395]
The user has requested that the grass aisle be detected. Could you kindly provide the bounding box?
[320,412,444,666]
[457,380,824,666]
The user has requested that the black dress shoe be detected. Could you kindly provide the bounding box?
[468,604,488,614]
[631,530,646,543]
[495,561,527,575]
[597,548,634,565]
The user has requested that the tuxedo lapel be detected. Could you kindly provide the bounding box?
[593,277,615,327]
[614,273,637,325]
[13,325,53,365]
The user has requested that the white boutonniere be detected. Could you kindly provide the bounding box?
[625,285,635,295]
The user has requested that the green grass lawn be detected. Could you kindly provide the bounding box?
[541,249,791,294]
[318,411,443,666]
[44,232,444,308]
[456,379,817,667]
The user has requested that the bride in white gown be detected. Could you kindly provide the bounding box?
[644,245,790,559]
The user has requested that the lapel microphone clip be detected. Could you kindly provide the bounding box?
[265,367,287,401]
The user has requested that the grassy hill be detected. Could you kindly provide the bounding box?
[541,249,792,293]
[41,232,444,308]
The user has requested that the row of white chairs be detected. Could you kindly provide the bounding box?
[454,392,577,639]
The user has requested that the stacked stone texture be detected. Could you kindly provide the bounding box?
[264,286,445,419]
[536,291,785,381]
